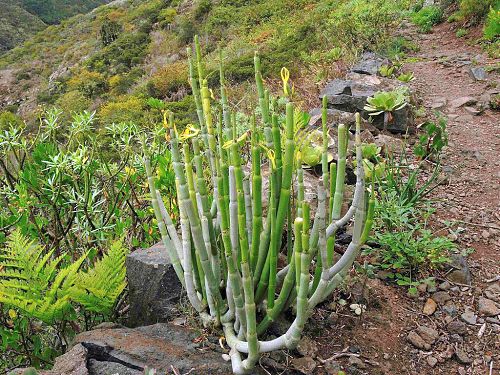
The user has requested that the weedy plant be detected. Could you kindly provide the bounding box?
[144,37,374,374]
[397,71,415,82]
[378,64,395,77]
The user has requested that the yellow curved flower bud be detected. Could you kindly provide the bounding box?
[281,67,290,96]
[179,124,200,142]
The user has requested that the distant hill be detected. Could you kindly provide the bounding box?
[0,0,112,53]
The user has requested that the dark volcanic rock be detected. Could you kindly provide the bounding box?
[319,75,412,133]
[74,323,232,374]
[351,51,390,75]
[126,243,183,327]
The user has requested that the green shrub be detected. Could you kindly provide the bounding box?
[411,6,443,32]
[456,28,468,37]
[98,95,145,125]
[55,90,92,116]
[451,0,497,24]
[0,111,23,131]
[484,6,500,40]
[67,69,108,98]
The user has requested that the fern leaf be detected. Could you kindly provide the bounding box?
[69,240,128,315]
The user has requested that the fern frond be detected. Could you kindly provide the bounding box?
[0,229,82,324]
[69,240,128,315]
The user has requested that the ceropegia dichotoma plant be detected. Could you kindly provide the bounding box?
[143,36,375,374]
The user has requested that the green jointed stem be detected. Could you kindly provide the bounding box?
[250,116,262,271]
[187,47,204,129]
[332,123,347,220]
[271,113,282,198]
[294,218,303,291]
[321,95,329,193]
[267,161,277,309]
[144,154,185,287]
[254,52,270,126]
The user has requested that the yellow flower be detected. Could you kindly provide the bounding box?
[281,67,290,96]
[8,309,17,320]
[179,125,200,142]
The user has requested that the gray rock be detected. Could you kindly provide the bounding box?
[407,331,431,350]
[126,243,183,327]
[461,309,477,325]
[10,344,89,375]
[351,52,389,76]
[447,254,472,285]
[348,356,366,369]
[323,359,342,374]
[432,291,452,305]
[297,337,318,358]
[426,356,438,367]
[417,325,439,344]
[439,281,452,290]
[455,348,472,364]
[469,67,488,81]
[88,359,142,375]
[308,108,357,128]
[291,356,317,374]
[450,96,478,109]
[485,283,500,303]
[443,302,458,316]
[478,297,500,317]
[447,320,467,335]
[374,134,405,154]
[319,75,412,133]
[74,323,232,374]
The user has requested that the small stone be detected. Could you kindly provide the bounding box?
[478,297,500,316]
[431,97,447,109]
[461,309,477,325]
[222,354,231,362]
[450,96,477,108]
[447,320,467,335]
[407,331,431,350]
[443,303,458,316]
[297,337,318,358]
[417,325,439,344]
[348,356,366,369]
[426,356,438,367]
[455,348,472,364]
[432,291,452,305]
[450,333,464,343]
[485,283,500,303]
[469,66,488,81]
[439,281,451,291]
[291,356,317,374]
[323,359,341,375]
[423,298,437,315]
[464,106,481,115]
[482,229,491,239]
[417,283,428,293]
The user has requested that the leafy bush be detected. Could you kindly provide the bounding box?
[67,69,107,98]
[55,90,92,116]
[149,61,189,98]
[449,0,498,24]
[411,6,443,32]
[0,111,23,131]
[98,95,145,125]
[483,5,500,40]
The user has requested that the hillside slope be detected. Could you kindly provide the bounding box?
[0,0,111,53]
[0,2,46,53]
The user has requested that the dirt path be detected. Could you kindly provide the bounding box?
[404,23,499,267]
[295,22,500,375]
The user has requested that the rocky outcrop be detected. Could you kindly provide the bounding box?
[126,243,183,327]
[319,73,413,133]
[12,324,233,375]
